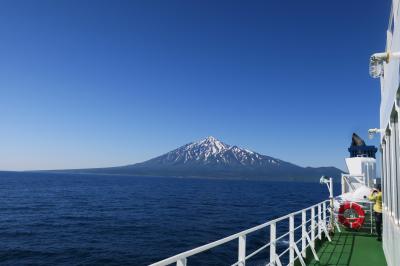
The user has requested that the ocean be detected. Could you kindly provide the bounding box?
[0,171,339,265]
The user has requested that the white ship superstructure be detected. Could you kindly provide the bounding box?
[369,1,400,265]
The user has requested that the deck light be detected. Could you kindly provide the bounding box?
[320,176,333,196]
[369,52,400,78]
[320,176,329,184]
[369,52,388,78]
[368,128,384,139]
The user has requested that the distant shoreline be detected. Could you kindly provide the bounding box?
[0,170,343,183]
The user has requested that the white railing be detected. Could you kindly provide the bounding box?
[150,200,334,266]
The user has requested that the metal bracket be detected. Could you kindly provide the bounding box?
[292,244,306,266]
[274,255,283,266]
[321,222,332,242]
[305,233,319,262]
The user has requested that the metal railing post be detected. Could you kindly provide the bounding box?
[318,204,322,240]
[270,223,276,265]
[323,201,327,229]
[311,207,315,248]
[238,235,246,266]
[301,210,306,258]
[289,215,295,266]
[176,258,187,266]
[329,178,335,234]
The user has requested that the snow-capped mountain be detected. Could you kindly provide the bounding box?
[72,136,342,182]
[140,136,284,167]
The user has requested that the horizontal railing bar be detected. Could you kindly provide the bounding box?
[294,224,303,231]
[277,247,290,259]
[277,217,318,241]
[150,199,330,266]
[244,242,271,261]
[275,201,329,221]
[275,231,290,242]
[149,232,243,266]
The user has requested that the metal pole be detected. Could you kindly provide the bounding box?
[318,204,322,240]
[289,215,295,266]
[311,207,315,249]
[323,201,327,228]
[329,177,335,234]
[301,210,306,258]
[238,235,246,266]
[341,174,345,194]
[270,223,276,265]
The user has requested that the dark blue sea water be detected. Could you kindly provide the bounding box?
[0,172,339,265]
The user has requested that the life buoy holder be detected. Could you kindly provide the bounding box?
[338,201,365,229]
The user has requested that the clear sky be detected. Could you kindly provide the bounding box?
[0,0,391,171]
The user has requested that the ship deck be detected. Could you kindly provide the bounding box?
[302,229,387,266]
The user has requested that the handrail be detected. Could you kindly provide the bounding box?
[150,199,331,266]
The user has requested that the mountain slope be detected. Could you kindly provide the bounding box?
[68,136,343,182]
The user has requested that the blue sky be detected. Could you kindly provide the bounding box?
[0,0,391,171]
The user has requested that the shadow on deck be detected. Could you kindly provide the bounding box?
[298,229,387,266]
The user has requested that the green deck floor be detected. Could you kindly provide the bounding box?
[303,229,387,266]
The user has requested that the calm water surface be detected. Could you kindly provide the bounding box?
[0,172,339,265]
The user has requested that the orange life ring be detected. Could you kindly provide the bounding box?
[338,201,365,229]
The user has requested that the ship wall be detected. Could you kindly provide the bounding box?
[380,1,400,265]
[380,0,400,130]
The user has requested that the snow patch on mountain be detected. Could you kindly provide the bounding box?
[147,136,283,167]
